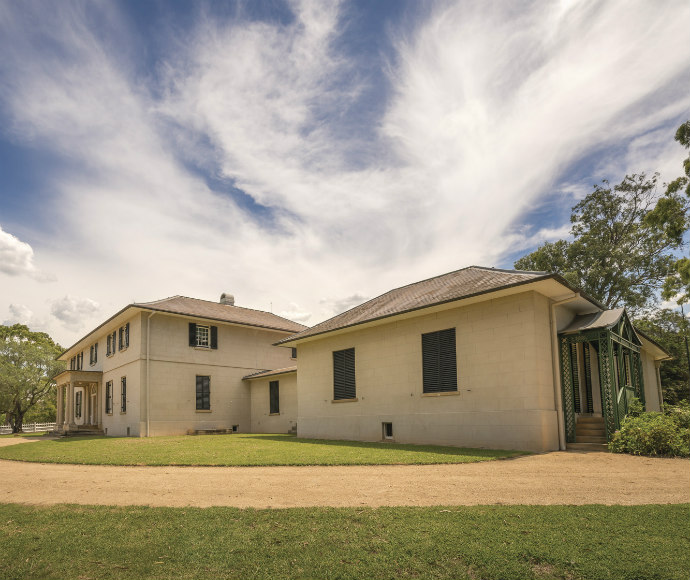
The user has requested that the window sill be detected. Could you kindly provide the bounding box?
[106,412,113,416]
[120,411,127,415]
[269,412,280,416]
[332,398,358,403]
[196,409,212,413]
[422,391,460,397]
[194,346,212,351]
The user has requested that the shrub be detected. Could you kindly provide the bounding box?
[609,400,690,458]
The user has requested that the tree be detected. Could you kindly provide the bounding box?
[0,324,64,433]
[649,120,690,305]
[515,172,688,312]
[634,309,689,404]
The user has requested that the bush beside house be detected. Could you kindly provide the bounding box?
[609,400,690,457]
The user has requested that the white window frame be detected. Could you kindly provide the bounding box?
[196,325,210,348]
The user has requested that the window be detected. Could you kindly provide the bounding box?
[118,323,130,351]
[383,422,393,439]
[70,356,76,370]
[90,343,98,366]
[75,391,82,419]
[196,325,210,347]
[422,328,457,393]
[105,381,113,414]
[72,352,83,371]
[107,331,116,356]
[196,375,210,410]
[291,347,297,359]
[120,377,127,413]
[269,380,280,414]
[188,323,218,349]
[333,348,356,400]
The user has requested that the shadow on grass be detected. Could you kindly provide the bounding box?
[253,434,524,458]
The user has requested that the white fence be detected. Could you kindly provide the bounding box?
[0,422,56,435]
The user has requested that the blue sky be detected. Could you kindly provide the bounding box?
[1,0,689,346]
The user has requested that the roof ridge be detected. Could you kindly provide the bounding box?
[137,294,300,321]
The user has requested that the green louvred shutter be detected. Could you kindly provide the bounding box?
[189,323,197,347]
[210,326,218,349]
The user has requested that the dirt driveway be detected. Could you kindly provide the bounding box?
[0,438,687,508]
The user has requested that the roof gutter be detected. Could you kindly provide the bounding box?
[550,292,580,451]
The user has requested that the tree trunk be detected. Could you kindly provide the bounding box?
[10,408,25,433]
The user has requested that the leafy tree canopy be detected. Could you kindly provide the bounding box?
[647,120,690,304]
[515,172,687,312]
[0,324,64,433]
[633,309,689,404]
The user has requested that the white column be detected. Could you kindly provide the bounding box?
[57,386,63,430]
[66,382,74,426]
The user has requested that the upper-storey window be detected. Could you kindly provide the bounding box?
[89,343,98,366]
[118,323,130,351]
[70,352,84,371]
[188,323,218,349]
[107,331,116,356]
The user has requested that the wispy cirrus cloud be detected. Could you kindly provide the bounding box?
[0,0,688,345]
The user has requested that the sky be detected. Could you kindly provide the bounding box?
[0,0,689,348]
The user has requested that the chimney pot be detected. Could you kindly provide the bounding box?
[220,293,235,306]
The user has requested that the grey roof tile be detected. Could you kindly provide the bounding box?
[278,266,549,344]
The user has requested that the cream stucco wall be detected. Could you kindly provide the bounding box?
[249,373,298,434]
[295,291,559,452]
[640,350,663,412]
[143,314,295,436]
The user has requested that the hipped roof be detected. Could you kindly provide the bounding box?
[277,266,586,345]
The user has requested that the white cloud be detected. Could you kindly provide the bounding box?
[3,303,34,325]
[0,225,36,277]
[279,303,312,324]
[50,296,100,329]
[320,293,369,318]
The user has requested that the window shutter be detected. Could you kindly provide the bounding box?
[270,381,280,414]
[210,326,218,349]
[570,343,581,413]
[90,345,94,365]
[333,348,356,400]
[94,342,98,363]
[422,328,457,393]
[118,328,123,350]
[125,323,130,348]
[189,323,197,347]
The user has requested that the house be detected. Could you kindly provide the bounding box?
[54,294,305,437]
[274,266,669,452]
[55,266,670,452]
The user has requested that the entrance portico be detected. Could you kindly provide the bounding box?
[54,370,103,434]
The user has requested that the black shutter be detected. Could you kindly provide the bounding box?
[94,342,98,363]
[90,345,94,365]
[422,328,457,393]
[121,377,127,413]
[269,381,280,414]
[118,328,123,350]
[125,323,130,348]
[189,323,197,347]
[333,348,356,400]
[210,326,218,349]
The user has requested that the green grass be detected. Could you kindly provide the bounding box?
[0,433,523,466]
[0,431,49,438]
[0,503,687,580]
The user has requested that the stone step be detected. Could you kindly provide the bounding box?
[575,435,607,444]
[576,416,605,424]
[567,442,609,452]
[575,427,606,436]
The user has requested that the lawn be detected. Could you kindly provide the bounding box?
[0,431,48,438]
[0,503,687,580]
[0,433,523,466]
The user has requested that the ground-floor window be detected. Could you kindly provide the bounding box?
[269,380,280,414]
[196,375,210,410]
[75,391,82,419]
[105,381,113,414]
[120,377,127,413]
[333,348,356,400]
[422,328,457,393]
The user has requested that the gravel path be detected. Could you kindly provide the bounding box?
[0,438,687,508]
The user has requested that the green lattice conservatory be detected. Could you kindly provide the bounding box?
[559,308,665,446]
